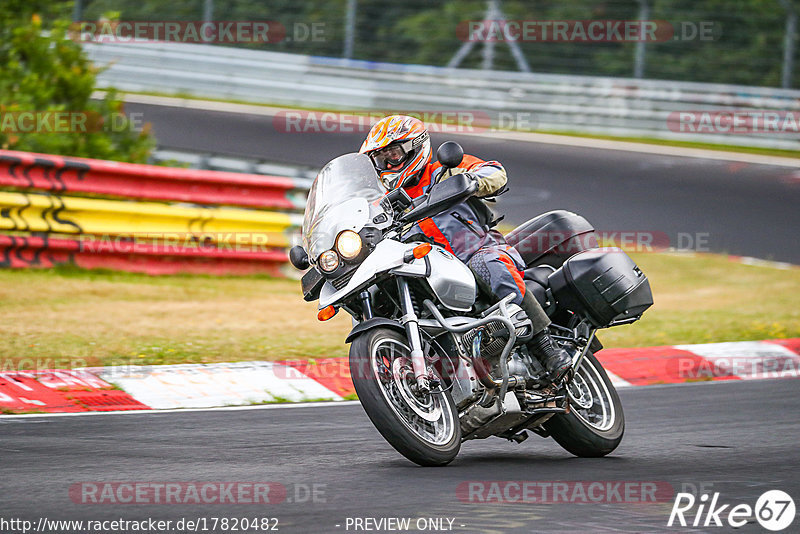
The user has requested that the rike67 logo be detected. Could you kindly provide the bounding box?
[668,490,795,531]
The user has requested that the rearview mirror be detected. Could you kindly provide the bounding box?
[289,245,310,270]
[436,141,464,169]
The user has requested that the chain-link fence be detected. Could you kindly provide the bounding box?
[73,0,799,88]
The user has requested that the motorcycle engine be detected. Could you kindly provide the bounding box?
[462,320,508,362]
[462,303,534,363]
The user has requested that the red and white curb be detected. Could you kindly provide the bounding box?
[598,338,800,387]
[1,339,798,413]
[0,370,148,413]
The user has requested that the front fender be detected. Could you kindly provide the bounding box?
[345,318,406,344]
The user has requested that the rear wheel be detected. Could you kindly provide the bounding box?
[543,351,624,457]
[349,328,461,466]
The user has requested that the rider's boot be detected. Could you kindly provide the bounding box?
[519,292,573,383]
[527,330,573,383]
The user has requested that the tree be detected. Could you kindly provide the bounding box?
[74,0,797,87]
[0,0,154,162]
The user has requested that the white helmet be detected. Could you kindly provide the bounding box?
[359,115,431,190]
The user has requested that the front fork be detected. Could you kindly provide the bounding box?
[396,277,430,394]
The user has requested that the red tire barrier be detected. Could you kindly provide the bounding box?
[0,233,289,276]
[0,149,305,210]
[0,149,306,276]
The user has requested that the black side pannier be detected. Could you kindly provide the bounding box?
[506,210,598,268]
[548,247,653,327]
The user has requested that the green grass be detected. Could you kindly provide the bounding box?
[247,396,339,405]
[599,251,799,348]
[0,406,44,415]
[0,252,797,369]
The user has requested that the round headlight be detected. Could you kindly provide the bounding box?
[336,230,362,259]
[318,250,340,272]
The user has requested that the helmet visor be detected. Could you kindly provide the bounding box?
[370,141,412,171]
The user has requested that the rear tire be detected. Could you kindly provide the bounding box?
[543,351,624,457]
[349,328,461,466]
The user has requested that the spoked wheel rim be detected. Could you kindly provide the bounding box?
[567,356,616,432]
[370,337,457,447]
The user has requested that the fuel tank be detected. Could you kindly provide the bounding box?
[424,246,476,312]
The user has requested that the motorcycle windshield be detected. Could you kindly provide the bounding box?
[302,153,386,261]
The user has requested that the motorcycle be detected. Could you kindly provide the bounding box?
[290,142,653,466]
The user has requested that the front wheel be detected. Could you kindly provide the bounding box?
[543,351,624,457]
[349,328,461,466]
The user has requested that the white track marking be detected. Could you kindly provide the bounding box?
[604,370,634,389]
[93,361,343,409]
[674,341,800,380]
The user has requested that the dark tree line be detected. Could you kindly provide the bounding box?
[62,1,800,88]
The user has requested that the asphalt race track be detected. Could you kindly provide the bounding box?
[10,100,791,534]
[2,378,798,533]
[125,102,800,264]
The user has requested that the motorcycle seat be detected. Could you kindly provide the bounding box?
[523,265,555,287]
[523,265,555,310]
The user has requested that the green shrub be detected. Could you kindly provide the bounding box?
[0,0,154,162]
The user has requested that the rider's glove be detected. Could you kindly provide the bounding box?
[463,173,481,197]
[451,172,479,192]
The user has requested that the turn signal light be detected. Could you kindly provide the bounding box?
[412,243,432,259]
[318,305,337,321]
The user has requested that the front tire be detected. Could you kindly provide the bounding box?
[543,351,624,457]
[349,328,461,466]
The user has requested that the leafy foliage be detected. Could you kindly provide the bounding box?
[77,0,799,87]
[0,0,154,162]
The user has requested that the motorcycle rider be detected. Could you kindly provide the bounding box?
[359,115,573,383]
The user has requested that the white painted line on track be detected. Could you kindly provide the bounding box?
[104,91,800,168]
[0,400,361,420]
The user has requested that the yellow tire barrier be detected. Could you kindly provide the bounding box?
[0,191,302,248]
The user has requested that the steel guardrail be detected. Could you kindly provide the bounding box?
[84,40,800,151]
